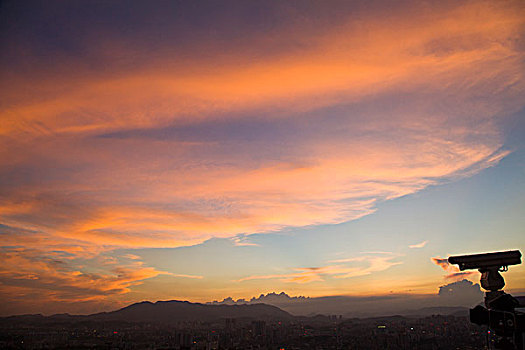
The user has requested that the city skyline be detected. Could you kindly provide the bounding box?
[1,0,524,316]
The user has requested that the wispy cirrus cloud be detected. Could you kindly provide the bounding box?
[0,242,202,314]
[238,253,402,283]
[2,1,522,250]
[1,0,523,311]
[232,234,260,247]
[409,241,428,249]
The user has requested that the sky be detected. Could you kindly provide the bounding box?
[1,0,524,316]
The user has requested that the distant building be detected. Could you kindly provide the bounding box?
[252,320,266,336]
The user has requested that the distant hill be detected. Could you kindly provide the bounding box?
[208,290,480,317]
[92,300,292,323]
[0,300,292,325]
[0,301,473,331]
[0,294,476,326]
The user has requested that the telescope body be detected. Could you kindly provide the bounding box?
[448,250,521,271]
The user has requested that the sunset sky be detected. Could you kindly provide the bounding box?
[1,0,524,315]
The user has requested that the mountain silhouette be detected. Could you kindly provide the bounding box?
[208,286,482,317]
[92,300,292,323]
[1,300,292,325]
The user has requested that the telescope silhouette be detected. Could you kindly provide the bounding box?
[448,250,524,350]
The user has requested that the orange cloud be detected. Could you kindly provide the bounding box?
[409,241,428,249]
[1,0,523,309]
[0,246,201,311]
[431,256,476,282]
[238,253,402,283]
[1,1,522,139]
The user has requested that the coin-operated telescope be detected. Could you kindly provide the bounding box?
[448,250,524,350]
